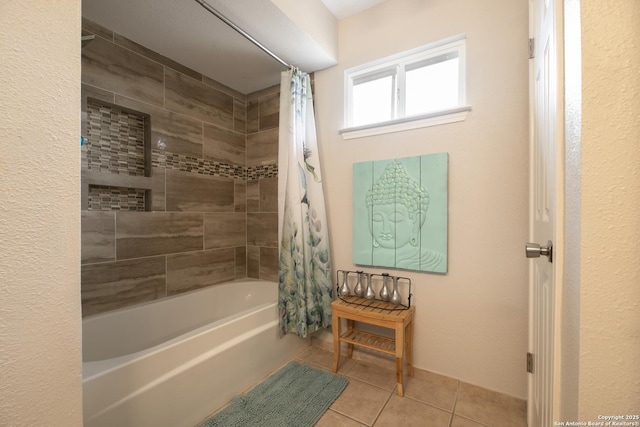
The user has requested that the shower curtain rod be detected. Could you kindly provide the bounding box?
[194,0,293,70]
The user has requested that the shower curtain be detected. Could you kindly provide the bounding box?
[277,68,333,338]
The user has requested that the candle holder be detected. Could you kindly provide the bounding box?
[335,269,412,310]
[353,271,365,296]
[338,270,350,296]
[364,273,376,299]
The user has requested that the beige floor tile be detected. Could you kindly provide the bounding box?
[315,409,368,427]
[455,382,526,427]
[451,415,489,427]
[349,347,396,371]
[300,345,357,374]
[196,344,535,427]
[345,360,398,391]
[331,378,392,426]
[404,368,459,411]
[374,395,452,427]
[295,345,316,360]
[310,336,396,371]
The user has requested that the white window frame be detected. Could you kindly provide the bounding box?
[341,34,471,139]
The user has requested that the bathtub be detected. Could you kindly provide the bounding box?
[82,279,310,427]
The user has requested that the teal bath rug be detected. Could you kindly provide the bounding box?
[198,361,348,427]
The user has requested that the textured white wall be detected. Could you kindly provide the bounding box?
[0,2,83,425]
[315,0,530,398]
[579,0,640,418]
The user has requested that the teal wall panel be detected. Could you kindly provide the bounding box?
[352,153,448,273]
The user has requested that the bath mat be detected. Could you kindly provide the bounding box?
[198,361,348,427]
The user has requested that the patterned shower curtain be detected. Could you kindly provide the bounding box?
[277,68,333,338]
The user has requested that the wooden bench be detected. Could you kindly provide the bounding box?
[331,296,415,396]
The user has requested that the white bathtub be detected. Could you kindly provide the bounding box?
[82,279,310,427]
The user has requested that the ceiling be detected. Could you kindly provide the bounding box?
[321,0,386,19]
[82,0,385,94]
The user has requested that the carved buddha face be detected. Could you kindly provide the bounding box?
[366,161,429,250]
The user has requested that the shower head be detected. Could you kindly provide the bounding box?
[82,35,95,48]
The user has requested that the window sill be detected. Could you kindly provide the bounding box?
[339,106,471,140]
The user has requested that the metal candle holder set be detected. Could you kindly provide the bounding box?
[336,269,412,309]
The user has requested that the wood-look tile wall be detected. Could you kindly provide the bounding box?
[246,86,280,282]
[80,19,280,317]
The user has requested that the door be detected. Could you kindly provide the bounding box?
[528,0,562,425]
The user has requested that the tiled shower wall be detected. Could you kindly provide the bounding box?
[80,18,279,317]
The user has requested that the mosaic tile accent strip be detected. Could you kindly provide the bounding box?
[152,151,245,178]
[152,151,278,180]
[87,101,146,176]
[247,164,278,180]
[88,185,146,211]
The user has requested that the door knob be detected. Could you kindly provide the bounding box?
[525,241,553,262]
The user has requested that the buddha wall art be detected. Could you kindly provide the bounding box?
[352,153,448,273]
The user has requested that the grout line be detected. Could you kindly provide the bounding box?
[113,211,118,261]
[453,414,493,427]
[370,387,394,427]
[448,380,460,427]
[164,254,168,297]
[328,408,372,427]
[340,358,356,376]
[324,409,369,427]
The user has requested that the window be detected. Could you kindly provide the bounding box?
[342,35,470,139]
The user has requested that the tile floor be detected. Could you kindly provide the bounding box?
[295,346,527,427]
[200,344,527,427]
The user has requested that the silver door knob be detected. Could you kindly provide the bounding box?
[525,241,553,262]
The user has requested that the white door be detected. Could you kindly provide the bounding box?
[528,0,562,425]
